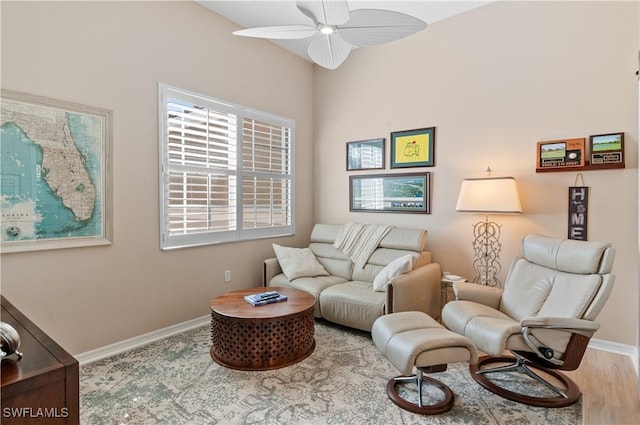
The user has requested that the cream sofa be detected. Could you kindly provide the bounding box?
[262,224,442,332]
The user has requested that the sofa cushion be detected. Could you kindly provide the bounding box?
[379,227,428,251]
[372,255,414,292]
[309,242,353,280]
[272,244,329,280]
[310,223,342,243]
[319,281,386,332]
[270,273,348,317]
[352,249,420,282]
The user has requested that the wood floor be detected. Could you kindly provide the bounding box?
[564,348,640,425]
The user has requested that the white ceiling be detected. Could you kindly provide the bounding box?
[196,1,493,63]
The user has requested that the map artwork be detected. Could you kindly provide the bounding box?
[0,91,111,252]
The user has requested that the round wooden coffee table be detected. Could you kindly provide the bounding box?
[209,287,316,371]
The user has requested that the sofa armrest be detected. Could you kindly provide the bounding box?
[263,257,282,287]
[453,281,502,309]
[387,262,442,319]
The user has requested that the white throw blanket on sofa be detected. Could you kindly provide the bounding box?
[333,223,392,268]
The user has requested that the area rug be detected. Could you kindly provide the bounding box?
[80,320,582,424]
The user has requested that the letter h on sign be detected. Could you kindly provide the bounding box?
[568,186,588,240]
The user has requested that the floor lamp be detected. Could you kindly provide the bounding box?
[455,175,522,286]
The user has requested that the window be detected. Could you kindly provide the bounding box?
[158,84,294,250]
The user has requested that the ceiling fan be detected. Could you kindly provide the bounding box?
[232,0,427,70]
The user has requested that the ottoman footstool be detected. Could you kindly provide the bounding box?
[372,311,478,414]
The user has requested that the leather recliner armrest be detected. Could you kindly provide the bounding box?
[520,316,600,366]
[453,281,502,309]
[521,316,600,333]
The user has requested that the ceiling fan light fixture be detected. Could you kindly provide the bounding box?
[232,0,428,70]
[319,25,335,35]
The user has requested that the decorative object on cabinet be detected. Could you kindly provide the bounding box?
[349,172,430,214]
[456,168,522,286]
[390,127,435,168]
[536,138,585,171]
[0,322,23,359]
[346,138,385,171]
[0,90,113,253]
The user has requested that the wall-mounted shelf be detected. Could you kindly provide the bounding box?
[536,133,625,173]
[536,162,625,173]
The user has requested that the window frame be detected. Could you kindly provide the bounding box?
[158,83,295,250]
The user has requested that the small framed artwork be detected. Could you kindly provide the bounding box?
[346,138,385,170]
[536,138,585,171]
[349,172,431,214]
[589,132,624,166]
[390,127,435,168]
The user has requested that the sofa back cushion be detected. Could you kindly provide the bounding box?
[309,242,352,281]
[309,224,430,282]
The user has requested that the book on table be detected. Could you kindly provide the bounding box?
[244,291,288,306]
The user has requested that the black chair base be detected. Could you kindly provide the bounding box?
[386,369,455,415]
[470,355,581,408]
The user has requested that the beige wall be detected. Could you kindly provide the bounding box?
[0,1,315,354]
[1,0,638,353]
[313,1,639,346]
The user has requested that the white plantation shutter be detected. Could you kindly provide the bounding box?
[241,117,292,232]
[159,84,294,249]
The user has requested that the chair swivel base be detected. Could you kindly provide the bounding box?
[386,366,455,415]
[470,355,581,408]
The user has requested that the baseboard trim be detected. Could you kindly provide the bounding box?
[588,338,638,374]
[76,316,639,375]
[75,315,210,365]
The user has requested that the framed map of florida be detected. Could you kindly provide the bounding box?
[0,90,112,253]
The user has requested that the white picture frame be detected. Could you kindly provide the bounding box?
[0,90,113,253]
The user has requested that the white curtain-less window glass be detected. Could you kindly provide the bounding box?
[159,84,294,250]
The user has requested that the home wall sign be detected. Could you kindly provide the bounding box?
[568,174,588,241]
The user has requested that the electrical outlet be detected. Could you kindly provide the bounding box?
[224,270,231,282]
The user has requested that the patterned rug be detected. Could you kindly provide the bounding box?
[80,320,582,424]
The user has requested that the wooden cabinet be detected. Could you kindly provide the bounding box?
[1,296,79,425]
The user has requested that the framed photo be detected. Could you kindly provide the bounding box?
[390,127,435,168]
[346,138,384,170]
[0,90,113,253]
[536,138,585,171]
[349,172,430,214]
[589,132,624,166]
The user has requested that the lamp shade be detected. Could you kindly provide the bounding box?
[456,177,522,214]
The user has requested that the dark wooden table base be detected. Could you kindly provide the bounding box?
[210,307,315,370]
[210,288,316,371]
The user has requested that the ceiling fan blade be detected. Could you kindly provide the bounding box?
[307,33,352,70]
[297,0,349,25]
[233,25,317,40]
[337,9,427,47]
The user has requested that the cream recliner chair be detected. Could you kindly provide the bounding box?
[442,233,615,407]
